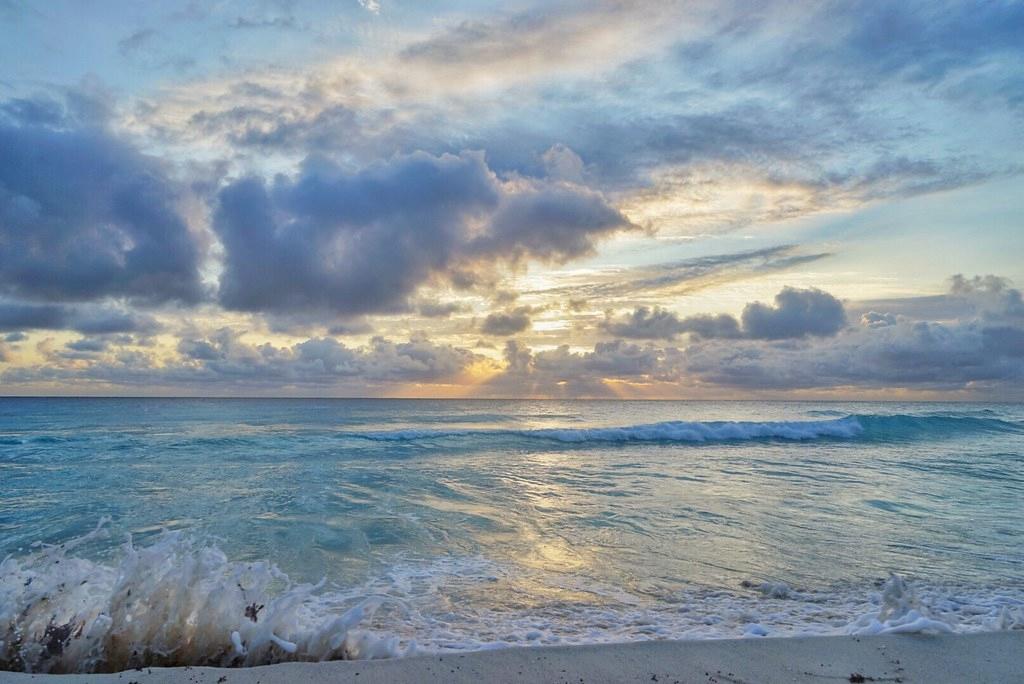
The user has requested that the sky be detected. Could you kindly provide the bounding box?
[0,0,1022,399]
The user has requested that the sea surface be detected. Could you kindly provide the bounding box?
[2,398,1023,672]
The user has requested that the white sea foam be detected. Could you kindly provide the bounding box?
[0,521,410,673]
[5,524,1023,673]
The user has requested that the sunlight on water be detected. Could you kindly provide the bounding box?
[2,399,1024,672]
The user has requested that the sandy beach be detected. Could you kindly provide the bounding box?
[1,632,1020,684]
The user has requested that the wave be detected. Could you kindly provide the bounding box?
[346,413,1023,446]
[0,521,410,673]
[354,417,864,444]
[853,413,1024,439]
[3,524,1023,673]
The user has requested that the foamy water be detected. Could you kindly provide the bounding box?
[2,399,1023,672]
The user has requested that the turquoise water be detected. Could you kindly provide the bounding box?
[2,399,1023,671]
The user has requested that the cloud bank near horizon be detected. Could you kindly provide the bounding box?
[0,0,1021,398]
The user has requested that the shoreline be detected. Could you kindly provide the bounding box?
[1,632,1020,683]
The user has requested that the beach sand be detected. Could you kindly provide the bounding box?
[1,632,1020,683]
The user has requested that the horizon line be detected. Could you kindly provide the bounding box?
[0,395,1018,403]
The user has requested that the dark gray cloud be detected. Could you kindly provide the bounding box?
[71,308,162,335]
[740,287,847,340]
[481,307,532,336]
[0,302,66,331]
[66,338,109,353]
[470,185,628,262]
[326,320,375,336]
[0,114,204,305]
[982,326,1024,359]
[0,301,161,334]
[676,314,744,340]
[601,306,690,340]
[532,340,666,379]
[494,317,1023,397]
[214,151,631,316]
[416,301,466,318]
[684,318,1024,393]
[683,277,1024,393]
[604,287,845,341]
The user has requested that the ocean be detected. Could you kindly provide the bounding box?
[2,398,1023,672]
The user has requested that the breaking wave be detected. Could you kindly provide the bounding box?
[3,523,1023,673]
[348,414,1023,445]
[0,521,411,674]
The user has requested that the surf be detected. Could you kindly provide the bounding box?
[346,413,1023,445]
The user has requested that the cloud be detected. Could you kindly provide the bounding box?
[327,320,375,336]
[469,183,629,262]
[416,301,466,318]
[486,338,679,397]
[117,28,157,56]
[684,317,1024,393]
[541,144,585,183]
[860,311,899,329]
[676,313,744,340]
[214,151,632,316]
[1,96,66,127]
[116,0,1022,260]
[601,306,690,340]
[948,274,1024,321]
[489,276,1024,396]
[0,114,204,305]
[529,246,832,301]
[4,331,482,391]
[849,275,1024,325]
[535,340,667,378]
[481,307,532,336]
[228,16,298,30]
[66,338,109,353]
[740,287,847,340]
[396,3,673,79]
[832,1,1024,88]
[0,302,66,331]
[0,301,161,335]
[71,308,162,335]
[493,316,1023,398]
[603,287,845,341]
[682,276,1024,393]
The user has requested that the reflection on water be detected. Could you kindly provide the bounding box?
[2,398,1024,664]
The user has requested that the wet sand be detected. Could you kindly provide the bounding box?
[1,632,1021,683]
